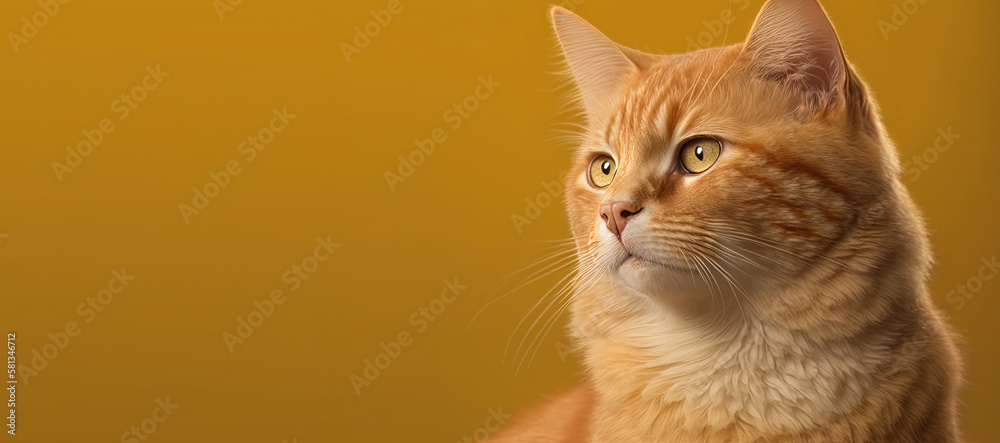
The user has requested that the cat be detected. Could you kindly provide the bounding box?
[487,0,964,441]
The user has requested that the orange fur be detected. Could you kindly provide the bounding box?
[489,1,964,441]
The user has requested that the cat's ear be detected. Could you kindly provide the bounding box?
[550,7,648,120]
[743,0,847,100]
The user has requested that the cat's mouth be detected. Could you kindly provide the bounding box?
[607,243,701,296]
[622,253,687,272]
[616,244,692,273]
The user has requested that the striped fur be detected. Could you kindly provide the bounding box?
[489,1,964,442]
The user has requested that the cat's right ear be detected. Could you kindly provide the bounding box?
[550,7,645,122]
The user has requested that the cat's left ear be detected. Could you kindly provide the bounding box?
[743,0,847,100]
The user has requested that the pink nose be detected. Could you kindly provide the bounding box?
[599,201,642,236]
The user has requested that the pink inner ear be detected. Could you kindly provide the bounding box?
[745,0,847,97]
[804,44,844,95]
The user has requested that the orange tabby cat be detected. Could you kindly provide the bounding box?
[488,0,964,441]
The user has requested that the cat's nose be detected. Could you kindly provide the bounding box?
[600,201,642,237]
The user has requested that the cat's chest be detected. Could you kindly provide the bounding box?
[584,323,886,439]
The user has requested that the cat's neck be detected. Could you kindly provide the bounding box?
[571,279,916,442]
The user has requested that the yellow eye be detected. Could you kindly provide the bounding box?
[589,155,617,188]
[679,137,721,173]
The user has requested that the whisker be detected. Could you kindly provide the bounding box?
[506,266,580,364]
[514,257,605,374]
[514,273,585,375]
[465,246,582,331]
[710,226,850,269]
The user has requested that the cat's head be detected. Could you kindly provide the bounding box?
[553,0,911,324]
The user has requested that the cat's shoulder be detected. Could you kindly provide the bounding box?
[485,384,593,443]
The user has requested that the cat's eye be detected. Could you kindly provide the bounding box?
[588,155,617,188]
[679,137,721,174]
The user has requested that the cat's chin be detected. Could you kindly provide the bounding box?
[612,261,712,314]
[622,255,673,271]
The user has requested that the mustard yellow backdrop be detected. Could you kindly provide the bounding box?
[0,0,996,441]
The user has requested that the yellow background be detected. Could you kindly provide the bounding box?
[1,0,997,441]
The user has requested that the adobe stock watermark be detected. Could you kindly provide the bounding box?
[890,318,938,369]
[384,74,501,192]
[902,126,960,182]
[118,397,179,443]
[340,0,408,63]
[18,268,136,386]
[554,340,575,364]
[6,333,16,436]
[349,278,467,395]
[7,0,70,54]
[684,0,751,51]
[945,254,997,311]
[178,107,295,224]
[51,65,170,183]
[878,0,930,41]
[511,170,566,234]
[213,0,246,21]
[223,236,339,353]
[455,407,512,443]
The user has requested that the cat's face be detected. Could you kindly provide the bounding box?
[555,1,897,319]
